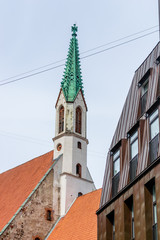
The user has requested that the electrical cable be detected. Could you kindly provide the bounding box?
[0,25,158,84]
[0,130,106,157]
[0,29,158,87]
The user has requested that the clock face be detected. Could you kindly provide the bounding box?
[57,143,62,151]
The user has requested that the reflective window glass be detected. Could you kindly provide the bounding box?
[150,109,158,123]
[153,204,157,224]
[131,139,138,159]
[113,158,120,176]
[150,118,159,140]
[142,80,148,96]
[130,131,138,143]
[153,185,156,202]
[113,150,120,160]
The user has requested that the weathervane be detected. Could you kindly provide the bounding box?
[72,24,78,37]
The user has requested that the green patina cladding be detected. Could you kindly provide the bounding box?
[61,24,84,102]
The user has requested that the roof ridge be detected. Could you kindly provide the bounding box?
[0,150,53,175]
[78,188,102,199]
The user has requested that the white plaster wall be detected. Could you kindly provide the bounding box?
[72,136,87,178]
[52,155,63,218]
[60,174,67,216]
[54,136,87,178]
[60,173,96,215]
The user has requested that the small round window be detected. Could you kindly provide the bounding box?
[57,143,62,151]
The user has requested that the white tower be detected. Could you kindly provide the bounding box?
[53,24,96,215]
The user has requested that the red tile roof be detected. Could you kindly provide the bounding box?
[47,188,102,240]
[0,150,54,232]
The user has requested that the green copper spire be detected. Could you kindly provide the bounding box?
[61,24,84,102]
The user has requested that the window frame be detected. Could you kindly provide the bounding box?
[130,130,138,161]
[112,149,120,177]
[149,108,160,163]
[149,109,159,141]
[112,148,120,197]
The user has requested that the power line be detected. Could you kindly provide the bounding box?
[0,29,158,87]
[0,25,158,84]
[81,30,158,60]
[0,130,106,157]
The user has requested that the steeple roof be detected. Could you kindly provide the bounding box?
[61,24,84,102]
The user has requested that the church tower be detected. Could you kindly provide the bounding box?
[53,24,95,215]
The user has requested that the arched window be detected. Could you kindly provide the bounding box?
[59,106,64,133]
[76,107,82,134]
[76,163,82,178]
[77,141,82,149]
[78,192,83,197]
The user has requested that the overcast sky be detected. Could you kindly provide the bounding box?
[0,0,159,188]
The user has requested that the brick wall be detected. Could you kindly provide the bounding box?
[0,169,59,240]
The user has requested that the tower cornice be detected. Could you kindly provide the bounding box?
[52,132,89,144]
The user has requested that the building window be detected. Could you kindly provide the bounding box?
[149,109,159,163]
[77,141,82,149]
[47,210,52,221]
[124,196,135,240]
[106,211,115,240]
[76,107,82,134]
[59,105,64,133]
[45,208,53,221]
[152,184,158,240]
[76,163,82,178]
[145,179,158,240]
[78,192,83,197]
[140,78,149,115]
[34,237,41,240]
[112,149,120,197]
[130,130,138,181]
[57,143,62,151]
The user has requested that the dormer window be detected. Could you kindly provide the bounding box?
[59,105,64,133]
[138,69,151,116]
[130,130,138,181]
[112,149,120,197]
[141,79,149,115]
[113,150,120,176]
[149,109,159,163]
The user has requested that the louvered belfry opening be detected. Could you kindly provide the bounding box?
[76,107,82,134]
[59,105,64,133]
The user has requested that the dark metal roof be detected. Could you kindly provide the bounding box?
[100,42,160,208]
